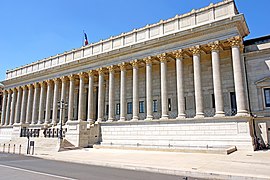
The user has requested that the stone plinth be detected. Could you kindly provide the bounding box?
[65,120,88,147]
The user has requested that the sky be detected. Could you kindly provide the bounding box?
[0,0,269,81]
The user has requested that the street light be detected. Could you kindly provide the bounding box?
[58,99,68,140]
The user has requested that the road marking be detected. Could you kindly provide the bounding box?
[0,164,77,180]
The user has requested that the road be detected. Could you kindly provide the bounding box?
[0,153,202,180]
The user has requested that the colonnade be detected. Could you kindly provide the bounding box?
[0,37,249,127]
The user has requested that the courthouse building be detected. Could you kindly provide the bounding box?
[0,0,269,152]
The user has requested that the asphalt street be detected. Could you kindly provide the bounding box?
[0,153,203,180]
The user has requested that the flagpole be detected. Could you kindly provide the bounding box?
[82,30,85,46]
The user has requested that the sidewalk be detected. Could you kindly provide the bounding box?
[34,148,270,180]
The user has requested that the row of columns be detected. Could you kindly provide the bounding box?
[0,37,249,126]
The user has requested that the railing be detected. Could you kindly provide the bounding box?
[20,128,40,138]
[43,128,67,138]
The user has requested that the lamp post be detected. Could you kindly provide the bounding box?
[58,99,68,140]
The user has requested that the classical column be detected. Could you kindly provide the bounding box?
[190,46,204,118]
[14,87,22,124]
[78,72,87,121]
[45,80,53,124]
[229,36,249,116]
[97,68,105,122]
[60,77,68,123]
[1,90,7,126]
[119,62,127,121]
[87,70,95,124]
[208,42,225,117]
[5,89,12,126]
[9,88,17,125]
[25,84,34,124]
[107,66,115,122]
[20,85,28,124]
[38,81,46,124]
[144,57,153,120]
[68,75,76,121]
[157,53,169,120]
[131,60,139,121]
[32,83,40,124]
[173,50,186,119]
[52,78,60,125]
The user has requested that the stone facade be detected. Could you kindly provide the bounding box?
[0,0,269,151]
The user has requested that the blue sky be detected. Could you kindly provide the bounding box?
[0,0,269,81]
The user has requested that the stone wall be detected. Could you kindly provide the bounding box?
[100,117,254,151]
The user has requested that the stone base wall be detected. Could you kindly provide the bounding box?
[0,126,13,143]
[100,117,254,151]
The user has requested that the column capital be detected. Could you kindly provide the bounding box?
[172,49,184,59]
[33,82,40,88]
[88,70,96,77]
[39,81,47,87]
[78,72,87,78]
[15,86,22,91]
[53,78,61,83]
[143,56,154,64]
[228,36,243,47]
[131,59,139,68]
[97,67,106,75]
[22,85,28,90]
[107,65,116,73]
[27,84,34,89]
[45,79,53,85]
[157,53,168,63]
[208,41,220,51]
[118,62,127,71]
[8,88,14,93]
[189,46,201,55]
[68,74,77,81]
[60,76,68,83]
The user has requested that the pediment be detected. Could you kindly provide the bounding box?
[255,76,270,86]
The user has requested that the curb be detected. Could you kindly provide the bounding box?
[35,154,269,180]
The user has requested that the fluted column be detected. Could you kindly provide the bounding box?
[20,85,28,124]
[5,89,12,126]
[229,36,249,116]
[45,80,53,124]
[52,78,60,125]
[107,66,115,122]
[190,46,204,118]
[173,50,186,119]
[209,42,225,117]
[32,83,40,124]
[131,60,139,121]
[68,75,76,121]
[1,90,7,126]
[119,63,127,121]
[9,88,17,125]
[87,70,95,124]
[14,87,22,124]
[97,68,105,122]
[157,53,169,120]
[38,81,46,124]
[78,72,87,121]
[60,77,68,123]
[25,84,34,124]
[144,57,153,120]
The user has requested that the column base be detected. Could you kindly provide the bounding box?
[145,115,153,121]
[176,114,186,119]
[160,115,169,120]
[118,117,126,122]
[131,117,139,121]
[214,111,225,117]
[236,110,250,117]
[194,113,205,119]
[106,118,115,123]
[87,119,95,125]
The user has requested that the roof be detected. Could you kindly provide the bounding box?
[244,34,270,46]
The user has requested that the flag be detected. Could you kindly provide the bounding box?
[84,32,88,46]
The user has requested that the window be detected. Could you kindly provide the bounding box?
[127,102,132,114]
[168,98,172,111]
[106,105,109,115]
[116,103,120,115]
[139,101,144,113]
[212,94,215,108]
[230,92,237,115]
[153,100,158,112]
[264,88,270,107]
